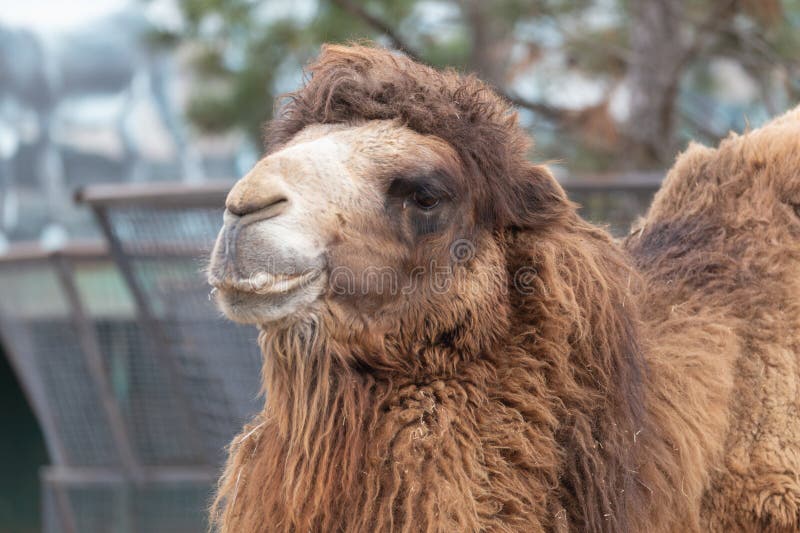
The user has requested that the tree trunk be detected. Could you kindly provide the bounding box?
[458,0,514,88]
[624,0,691,165]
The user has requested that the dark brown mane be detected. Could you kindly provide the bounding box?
[266,43,568,230]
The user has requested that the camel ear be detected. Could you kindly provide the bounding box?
[500,165,572,230]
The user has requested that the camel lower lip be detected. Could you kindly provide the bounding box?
[211,271,326,324]
[209,268,323,295]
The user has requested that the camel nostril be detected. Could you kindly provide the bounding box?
[226,195,289,218]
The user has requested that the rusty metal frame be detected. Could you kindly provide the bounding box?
[50,244,142,533]
[71,176,662,442]
[561,179,662,194]
[0,240,220,531]
[43,465,216,485]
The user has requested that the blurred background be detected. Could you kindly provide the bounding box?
[0,0,797,531]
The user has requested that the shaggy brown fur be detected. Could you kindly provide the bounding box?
[626,106,800,531]
[211,44,800,532]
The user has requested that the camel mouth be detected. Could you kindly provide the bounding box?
[207,213,330,324]
[208,268,323,296]
[208,268,327,324]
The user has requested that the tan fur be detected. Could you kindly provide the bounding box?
[209,44,800,532]
[626,107,800,531]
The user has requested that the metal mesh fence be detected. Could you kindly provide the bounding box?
[0,182,265,531]
[0,260,121,467]
[71,259,203,465]
[101,205,262,462]
[0,245,237,531]
[42,467,213,533]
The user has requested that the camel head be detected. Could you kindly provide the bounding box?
[208,45,572,360]
[209,45,652,533]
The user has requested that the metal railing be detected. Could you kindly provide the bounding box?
[0,242,217,532]
[76,181,263,464]
[561,172,662,235]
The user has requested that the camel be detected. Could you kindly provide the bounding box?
[206,44,800,532]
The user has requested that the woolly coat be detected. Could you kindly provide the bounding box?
[211,45,800,532]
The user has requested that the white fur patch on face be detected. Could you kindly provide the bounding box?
[210,125,380,324]
[210,121,435,325]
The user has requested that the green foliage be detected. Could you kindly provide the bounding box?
[154,0,800,169]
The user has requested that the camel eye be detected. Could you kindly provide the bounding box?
[389,175,450,214]
[411,190,440,210]
[794,203,800,218]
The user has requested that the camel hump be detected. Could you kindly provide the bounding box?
[626,103,800,531]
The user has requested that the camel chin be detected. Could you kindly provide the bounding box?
[212,283,323,325]
[208,213,327,324]
[208,261,327,324]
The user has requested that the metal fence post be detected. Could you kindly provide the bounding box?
[52,253,143,482]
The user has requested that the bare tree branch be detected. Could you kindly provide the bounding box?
[328,0,578,125]
[503,93,578,122]
[329,0,422,62]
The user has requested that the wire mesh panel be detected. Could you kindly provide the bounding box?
[70,258,205,465]
[0,258,121,468]
[0,244,225,531]
[42,467,213,533]
[81,188,263,463]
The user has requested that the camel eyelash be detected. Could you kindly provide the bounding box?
[387,175,454,202]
